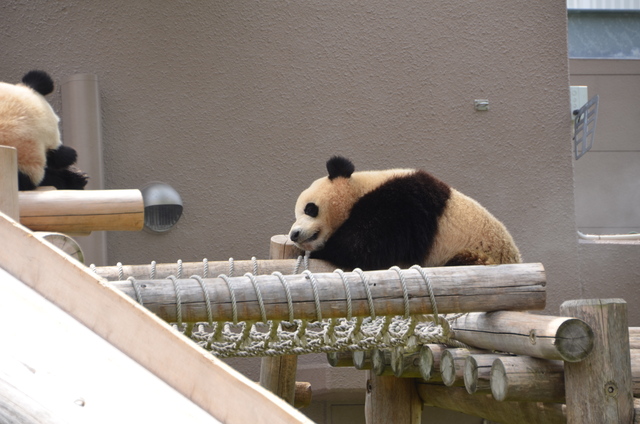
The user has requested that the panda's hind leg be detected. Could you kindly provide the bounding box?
[444,250,495,266]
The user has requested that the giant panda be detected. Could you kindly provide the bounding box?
[289,156,521,270]
[0,70,87,190]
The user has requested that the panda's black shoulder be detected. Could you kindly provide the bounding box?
[311,170,451,270]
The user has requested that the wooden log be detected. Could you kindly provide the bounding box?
[450,311,593,362]
[35,232,85,264]
[441,348,485,387]
[490,356,565,402]
[464,354,508,395]
[0,146,19,221]
[372,348,393,376]
[419,344,446,382]
[417,384,567,424]
[365,374,421,424]
[560,299,634,424]
[260,236,301,407]
[629,327,640,349]
[632,350,640,397]
[260,354,298,405]
[391,346,430,378]
[353,351,373,370]
[293,382,312,409]
[19,189,144,232]
[109,263,547,323]
[327,351,354,367]
[94,258,337,280]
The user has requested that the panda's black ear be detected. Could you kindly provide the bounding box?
[22,70,54,96]
[327,156,355,180]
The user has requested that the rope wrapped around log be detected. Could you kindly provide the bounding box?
[107,263,547,324]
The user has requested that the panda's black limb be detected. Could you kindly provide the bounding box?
[310,170,451,271]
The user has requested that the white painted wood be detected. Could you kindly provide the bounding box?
[0,267,220,424]
[0,212,313,424]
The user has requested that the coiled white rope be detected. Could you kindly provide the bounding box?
[110,256,453,358]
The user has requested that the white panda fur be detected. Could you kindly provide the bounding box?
[289,156,521,270]
[0,71,62,186]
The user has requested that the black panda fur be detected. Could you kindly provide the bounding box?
[312,170,450,270]
[289,156,521,271]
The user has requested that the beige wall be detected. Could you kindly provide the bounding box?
[6,2,636,423]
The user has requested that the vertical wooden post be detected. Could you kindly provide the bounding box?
[365,373,422,424]
[560,299,634,424]
[0,146,20,221]
[259,235,304,405]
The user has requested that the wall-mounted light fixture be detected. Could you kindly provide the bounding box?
[140,182,183,233]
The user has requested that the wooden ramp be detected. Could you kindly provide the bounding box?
[0,212,312,424]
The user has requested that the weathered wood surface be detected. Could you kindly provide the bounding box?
[0,212,313,424]
[490,356,565,402]
[260,236,302,407]
[108,263,547,323]
[293,382,312,409]
[327,351,355,367]
[630,327,640,349]
[418,384,567,424]
[19,189,144,232]
[464,354,508,395]
[95,258,337,281]
[391,346,430,378]
[561,299,634,424]
[365,374,421,424]
[419,344,446,382]
[0,146,19,221]
[353,350,373,370]
[441,348,486,387]
[450,311,593,362]
[372,348,393,376]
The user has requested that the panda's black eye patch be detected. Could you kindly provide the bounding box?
[304,202,319,218]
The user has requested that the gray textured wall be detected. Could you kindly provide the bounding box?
[1,2,579,319]
[7,2,637,422]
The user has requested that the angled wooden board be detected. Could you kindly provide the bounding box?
[0,212,313,424]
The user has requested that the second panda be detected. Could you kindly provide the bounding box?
[289,156,521,270]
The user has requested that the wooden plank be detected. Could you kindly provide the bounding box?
[0,267,220,424]
[0,146,19,220]
[560,299,634,424]
[417,384,566,424]
[108,263,547,323]
[18,189,144,232]
[450,311,593,362]
[0,212,313,424]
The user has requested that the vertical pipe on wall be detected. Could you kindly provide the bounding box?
[0,146,20,221]
[61,74,107,266]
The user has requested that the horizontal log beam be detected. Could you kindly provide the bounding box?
[418,384,566,424]
[19,189,144,233]
[450,311,593,362]
[108,263,546,323]
[94,258,337,281]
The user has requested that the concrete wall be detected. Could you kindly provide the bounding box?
[3,1,622,423]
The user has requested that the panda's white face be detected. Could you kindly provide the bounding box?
[288,176,356,252]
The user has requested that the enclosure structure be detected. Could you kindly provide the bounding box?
[1,145,640,423]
